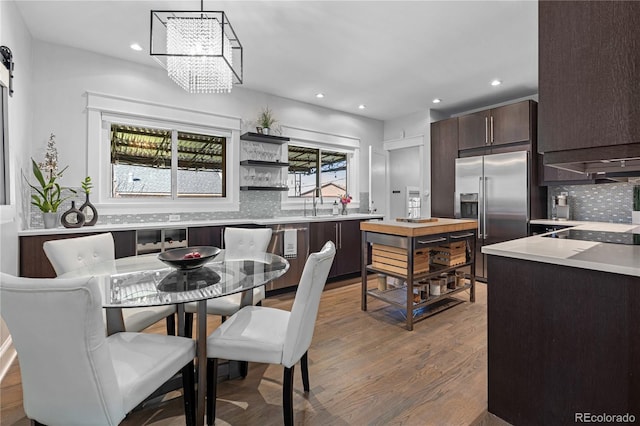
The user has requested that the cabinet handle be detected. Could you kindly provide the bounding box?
[339,223,343,249]
[485,117,489,145]
[335,223,339,246]
[417,237,447,245]
[490,116,494,144]
[221,228,224,248]
[450,233,474,239]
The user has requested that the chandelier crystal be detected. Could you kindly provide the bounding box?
[167,17,233,93]
[150,7,243,94]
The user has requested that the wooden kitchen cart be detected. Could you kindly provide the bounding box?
[360,219,477,330]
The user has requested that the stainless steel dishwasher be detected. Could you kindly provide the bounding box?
[266,223,309,291]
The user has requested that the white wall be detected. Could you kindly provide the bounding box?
[1,0,33,275]
[29,40,383,200]
[0,0,34,380]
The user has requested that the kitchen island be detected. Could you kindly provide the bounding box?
[483,223,640,425]
[360,218,477,330]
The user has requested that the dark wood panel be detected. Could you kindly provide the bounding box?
[309,221,339,278]
[19,231,136,278]
[539,0,640,153]
[458,110,489,150]
[335,220,361,276]
[490,101,532,146]
[542,165,593,184]
[187,226,223,248]
[112,230,136,258]
[430,118,458,218]
[488,256,640,424]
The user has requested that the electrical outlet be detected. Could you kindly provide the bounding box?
[168,214,180,222]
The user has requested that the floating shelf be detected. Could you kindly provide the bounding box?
[240,160,289,168]
[240,132,289,145]
[240,186,289,191]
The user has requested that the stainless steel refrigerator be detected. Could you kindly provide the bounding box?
[454,151,529,280]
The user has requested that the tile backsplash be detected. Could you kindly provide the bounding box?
[29,190,371,228]
[548,182,635,223]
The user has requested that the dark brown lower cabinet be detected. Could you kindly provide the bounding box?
[20,230,136,278]
[309,219,362,279]
[487,255,640,425]
[187,226,224,248]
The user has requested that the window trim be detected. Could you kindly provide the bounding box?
[87,92,240,214]
[280,125,360,211]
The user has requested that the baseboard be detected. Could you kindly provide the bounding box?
[0,336,17,382]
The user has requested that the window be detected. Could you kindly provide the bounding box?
[110,124,226,199]
[287,145,348,199]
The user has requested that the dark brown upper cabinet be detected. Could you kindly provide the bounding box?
[538,1,640,158]
[458,100,534,151]
[430,117,458,218]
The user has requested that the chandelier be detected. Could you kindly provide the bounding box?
[150,3,243,94]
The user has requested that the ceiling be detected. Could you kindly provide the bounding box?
[14,0,539,121]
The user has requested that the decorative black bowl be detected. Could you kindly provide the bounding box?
[158,246,221,270]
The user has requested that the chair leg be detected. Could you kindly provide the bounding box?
[300,351,310,392]
[184,313,193,338]
[207,358,218,426]
[166,313,176,335]
[181,360,196,426]
[240,361,249,378]
[283,366,295,426]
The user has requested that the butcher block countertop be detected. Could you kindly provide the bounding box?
[360,218,477,237]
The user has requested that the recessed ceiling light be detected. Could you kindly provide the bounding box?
[432,98,442,104]
[491,79,502,86]
[130,43,143,51]
[358,104,366,109]
[316,93,324,98]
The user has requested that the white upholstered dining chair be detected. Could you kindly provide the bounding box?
[205,241,336,426]
[183,227,273,331]
[43,233,177,334]
[0,273,196,426]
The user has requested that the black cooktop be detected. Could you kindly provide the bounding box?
[543,227,640,245]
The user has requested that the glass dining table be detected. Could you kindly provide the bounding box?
[59,250,290,426]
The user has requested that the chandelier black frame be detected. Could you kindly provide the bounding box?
[150,3,243,91]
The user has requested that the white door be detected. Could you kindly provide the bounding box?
[389,146,421,220]
[368,146,388,217]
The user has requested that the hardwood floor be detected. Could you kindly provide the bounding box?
[1,278,495,425]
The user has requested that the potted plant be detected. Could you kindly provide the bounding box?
[24,133,75,228]
[26,159,75,228]
[257,107,277,135]
[633,185,640,224]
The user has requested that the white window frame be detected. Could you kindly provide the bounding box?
[87,92,240,214]
[280,125,360,211]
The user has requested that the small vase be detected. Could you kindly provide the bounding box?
[61,201,85,228]
[633,211,640,225]
[80,193,98,226]
[341,204,348,215]
[263,127,270,135]
[42,212,59,229]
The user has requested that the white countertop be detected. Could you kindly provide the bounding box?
[18,213,384,236]
[482,222,640,277]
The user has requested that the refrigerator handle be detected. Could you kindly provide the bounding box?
[478,177,483,239]
[483,176,488,239]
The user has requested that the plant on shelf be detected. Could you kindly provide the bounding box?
[24,133,75,228]
[257,107,277,135]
